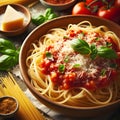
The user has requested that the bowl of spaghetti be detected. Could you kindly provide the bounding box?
[19,15,120,117]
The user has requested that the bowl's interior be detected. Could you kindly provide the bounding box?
[0,96,19,119]
[0,4,31,36]
[40,0,77,11]
[19,15,120,117]
[41,0,76,6]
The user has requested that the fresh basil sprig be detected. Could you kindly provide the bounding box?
[32,8,57,26]
[71,39,91,54]
[71,39,118,59]
[97,46,118,59]
[0,38,20,71]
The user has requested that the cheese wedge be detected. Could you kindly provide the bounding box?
[1,5,24,31]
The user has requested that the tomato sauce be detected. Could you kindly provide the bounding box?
[39,29,120,91]
[45,0,72,4]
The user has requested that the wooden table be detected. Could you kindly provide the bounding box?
[0,2,120,120]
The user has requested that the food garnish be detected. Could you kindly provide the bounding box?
[0,38,20,71]
[32,8,57,25]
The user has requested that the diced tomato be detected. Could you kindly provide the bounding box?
[106,37,119,51]
[63,82,70,90]
[40,67,48,74]
[69,30,76,37]
[50,72,58,82]
[111,69,117,79]
[84,80,96,90]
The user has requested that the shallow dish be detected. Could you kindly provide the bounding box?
[0,4,31,36]
[0,96,19,119]
[40,0,77,11]
[19,15,120,117]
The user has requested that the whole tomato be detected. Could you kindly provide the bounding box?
[72,2,92,15]
[86,0,104,8]
[98,6,120,23]
[115,0,120,6]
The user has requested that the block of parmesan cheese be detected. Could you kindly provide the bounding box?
[1,5,24,31]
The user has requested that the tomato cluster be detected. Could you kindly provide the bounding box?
[72,0,120,24]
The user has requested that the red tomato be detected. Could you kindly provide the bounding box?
[86,0,103,8]
[98,6,120,23]
[115,0,120,6]
[72,2,92,15]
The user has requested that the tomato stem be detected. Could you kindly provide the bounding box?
[102,0,115,9]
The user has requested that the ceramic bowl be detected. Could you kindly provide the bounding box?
[0,4,31,36]
[0,96,19,119]
[40,0,77,11]
[19,15,120,117]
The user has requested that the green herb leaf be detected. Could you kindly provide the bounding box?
[90,44,98,60]
[106,42,112,47]
[71,38,117,60]
[0,55,16,71]
[64,56,69,63]
[98,47,118,59]
[100,69,106,76]
[32,8,57,26]
[32,15,45,26]
[0,49,17,56]
[47,13,57,20]
[0,38,16,52]
[0,38,20,71]
[73,64,80,68]
[46,51,53,60]
[45,8,57,20]
[71,39,91,54]
[44,8,53,18]
[58,64,65,73]
[95,37,100,41]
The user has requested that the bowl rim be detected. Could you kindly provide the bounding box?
[19,15,120,112]
[0,3,31,34]
[0,96,19,116]
[40,0,76,6]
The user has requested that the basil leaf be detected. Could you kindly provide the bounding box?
[95,37,100,41]
[32,8,57,26]
[98,47,118,59]
[73,64,80,68]
[100,69,106,76]
[0,55,16,71]
[0,38,20,71]
[0,49,17,56]
[47,13,57,20]
[64,56,69,63]
[44,8,53,18]
[106,42,112,47]
[0,38,16,52]
[71,39,91,54]
[32,15,45,25]
[58,64,65,73]
[46,51,53,60]
[90,44,98,60]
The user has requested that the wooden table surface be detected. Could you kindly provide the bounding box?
[0,1,120,120]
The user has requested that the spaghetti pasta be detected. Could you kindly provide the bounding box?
[0,73,45,120]
[26,21,120,107]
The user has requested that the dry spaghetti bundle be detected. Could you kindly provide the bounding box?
[0,73,45,120]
